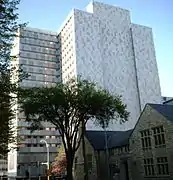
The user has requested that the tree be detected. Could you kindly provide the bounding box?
[0,0,26,155]
[19,79,129,180]
[50,146,67,176]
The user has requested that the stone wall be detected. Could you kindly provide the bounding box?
[129,104,173,180]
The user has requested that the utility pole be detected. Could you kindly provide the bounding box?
[104,128,110,179]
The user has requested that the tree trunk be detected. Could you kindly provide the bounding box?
[82,122,88,180]
[65,143,74,180]
[66,152,74,180]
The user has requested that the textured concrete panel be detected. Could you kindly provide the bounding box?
[131,24,161,110]
[73,4,141,130]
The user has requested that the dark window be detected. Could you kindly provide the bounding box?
[152,126,165,147]
[118,147,123,154]
[87,154,92,170]
[140,129,151,150]
[157,157,169,175]
[125,145,130,152]
[109,149,114,156]
[74,157,78,169]
[144,158,155,176]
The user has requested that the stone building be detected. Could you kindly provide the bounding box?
[74,130,132,180]
[74,103,173,180]
[129,103,173,180]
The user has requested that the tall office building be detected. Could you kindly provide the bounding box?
[58,1,161,129]
[8,28,62,178]
[8,1,162,178]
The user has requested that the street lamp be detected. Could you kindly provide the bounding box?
[40,140,50,178]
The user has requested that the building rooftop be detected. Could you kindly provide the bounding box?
[85,129,133,150]
[149,103,173,122]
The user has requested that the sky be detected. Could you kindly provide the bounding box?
[18,0,173,97]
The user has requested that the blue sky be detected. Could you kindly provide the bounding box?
[18,0,173,97]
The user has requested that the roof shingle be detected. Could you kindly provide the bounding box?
[85,129,132,150]
[149,104,173,122]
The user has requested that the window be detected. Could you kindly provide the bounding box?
[74,157,78,169]
[152,126,165,147]
[140,129,151,150]
[125,145,130,152]
[87,154,92,170]
[118,147,123,154]
[109,149,114,156]
[144,158,155,176]
[157,157,169,175]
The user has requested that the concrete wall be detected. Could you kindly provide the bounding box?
[73,1,161,130]
[131,24,161,110]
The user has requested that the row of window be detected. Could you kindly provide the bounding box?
[26,74,56,83]
[20,143,60,148]
[20,44,57,55]
[26,135,60,139]
[20,81,57,88]
[0,168,7,171]
[20,51,57,62]
[141,126,165,150]
[20,58,58,69]
[21,30,57,42]
[20,37,57,49]
[144,157,169,176]
[22,66,57,76]
[109,145,130,156]
[26,127,57,131]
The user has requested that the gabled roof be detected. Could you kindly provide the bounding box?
[163,98,173,105]
[149,103,173,122]
[85,129,133,150]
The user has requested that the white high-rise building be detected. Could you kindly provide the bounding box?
[8,1,162,178]
[58,1,161,130]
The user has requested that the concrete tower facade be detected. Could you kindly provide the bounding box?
[58,1,161,130]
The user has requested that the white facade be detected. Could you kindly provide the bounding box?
[58,1,161,130]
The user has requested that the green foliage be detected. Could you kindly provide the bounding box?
[19,78,129,179]
[0,0,26,155]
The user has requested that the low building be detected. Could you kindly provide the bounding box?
[129,103,173,180]
[74,103,173,180]
[74,130,132,180]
